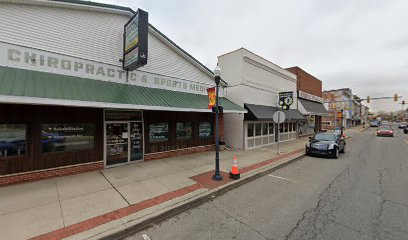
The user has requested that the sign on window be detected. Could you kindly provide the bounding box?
[41,123,95,153]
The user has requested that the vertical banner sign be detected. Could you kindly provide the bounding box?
[278,91,294,110]
[207,87,216,109]
[123,9,149,71]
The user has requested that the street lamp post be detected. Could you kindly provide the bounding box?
[212,66,222,181]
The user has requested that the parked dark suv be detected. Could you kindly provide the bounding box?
[306,132,346,158]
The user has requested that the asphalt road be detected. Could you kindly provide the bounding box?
[126,128,408,240]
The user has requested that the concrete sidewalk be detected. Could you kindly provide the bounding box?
[0,138,308,240]
[1,127,367,240]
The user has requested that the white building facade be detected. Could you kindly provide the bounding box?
[218,48,305,150]
[0,0,244,182]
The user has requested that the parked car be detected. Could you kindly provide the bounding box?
[370,121,379,127]
[377,126,394,137]
[380,121,389,126]
[404,126,408,134]
[398,122,407,129]
[306,132,346,158]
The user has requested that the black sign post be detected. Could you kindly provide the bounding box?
[278,91,294,110]
[123,9,149,71]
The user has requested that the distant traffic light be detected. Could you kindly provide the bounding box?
[394,94,398,102]
[367,96,370,103]
[403,100,406,105]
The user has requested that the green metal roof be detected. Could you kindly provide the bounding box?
[0,66,245,112]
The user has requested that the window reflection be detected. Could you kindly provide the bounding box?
[0,124,26,158]
[176,122,192,140]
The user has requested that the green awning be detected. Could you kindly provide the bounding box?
[0,66,245,113]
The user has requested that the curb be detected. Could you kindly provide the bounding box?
[94,151,306,240]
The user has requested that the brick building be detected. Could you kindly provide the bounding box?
[286,67,328,136]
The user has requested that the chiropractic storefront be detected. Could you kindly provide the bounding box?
[0,0,244,184]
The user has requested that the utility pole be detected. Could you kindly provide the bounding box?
[400,101,406,121]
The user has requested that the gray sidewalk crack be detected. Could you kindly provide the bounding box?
[384,199,408,208]
[208,201,276,240]
[330,219,365,235]
[54,180,66,227]
[99,170,132,206]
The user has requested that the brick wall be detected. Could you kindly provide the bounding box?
[0,162,103,187]
[286,66,323,97]
[144,145,215,161]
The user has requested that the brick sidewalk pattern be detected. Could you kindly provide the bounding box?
[31,147,304,240]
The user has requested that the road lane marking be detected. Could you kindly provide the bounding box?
[268,174,296,182]
[142,234,151,240]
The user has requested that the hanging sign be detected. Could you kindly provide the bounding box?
[207,87,216,109]
[123,9,149,71]
[279,91,294,110]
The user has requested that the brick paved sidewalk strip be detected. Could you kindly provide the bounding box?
[31,184,203,240]
[190,171,232,190]
[30,147,305,240]
[240,149,304,174]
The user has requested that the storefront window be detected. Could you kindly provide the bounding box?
[177,122,192,140]
[255,123,262,136]
[293,122,297,131]
[0,124,26,158]
[284,123,289,132]
[268,123,274,134]
[199,122,212,138]
[262,123,268,135]
[42,123,94,153]
[247,123,254,137]
[289,122,293,132]
[149,123,169,142]
[280,124,283,133]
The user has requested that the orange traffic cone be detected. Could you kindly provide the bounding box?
[229,156,240,180]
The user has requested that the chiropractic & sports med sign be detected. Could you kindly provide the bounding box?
[0,42,222,96]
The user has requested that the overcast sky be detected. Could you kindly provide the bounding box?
[102,0,408,112]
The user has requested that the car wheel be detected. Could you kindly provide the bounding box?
[340,144,345,153]
[332,148,339,159]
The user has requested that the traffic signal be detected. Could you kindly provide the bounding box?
[394,94,398,102]
[403,100,406,105]
[367,96,370,103]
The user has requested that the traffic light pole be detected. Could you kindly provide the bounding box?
[401,101,406,121]
[325,95,403,104]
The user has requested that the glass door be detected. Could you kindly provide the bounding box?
[106,123,129,166]
[130,122,143,162]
